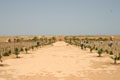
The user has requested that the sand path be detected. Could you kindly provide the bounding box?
[0,41,120,80]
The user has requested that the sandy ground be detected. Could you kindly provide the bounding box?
[0,41,120,80]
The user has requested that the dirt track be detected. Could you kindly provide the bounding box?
[0,41,120,80]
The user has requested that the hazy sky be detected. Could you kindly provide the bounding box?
[0,0,120,36]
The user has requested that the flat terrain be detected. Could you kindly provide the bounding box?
[0,41,120,80]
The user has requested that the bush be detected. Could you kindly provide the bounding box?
[93,45,95,50]
[95,47,98,50]
[98,49,103,57]
[90,47,93,53]
[32,46,34,50]
[35,45,37,48]
[100,48,103,52]
[105,49,109,54]
[0,54,3,63]
[20,48,24,52]
[118,53,120,60]
[84,45,86,49]
[33,36,38,41]
[25,48,28,54]
[3,52,9,56]
[111,56,118,64]
[14,48,19,58]
[8,50,11,54]
[109,51,113,55]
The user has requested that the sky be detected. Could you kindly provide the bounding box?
[0,0,120,36]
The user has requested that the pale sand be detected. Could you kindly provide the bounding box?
[0,41,120,80]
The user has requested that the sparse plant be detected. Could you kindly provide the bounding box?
[93,45,95,50]
[20,48,24,52]
[111,55,118,64]
[33,36,38,41]
[0,54,3,63]
[98,49,103,57]
[90,47,93,53]
[105,49,109,54]
[14,48,19,58]
[95,47,98,50]
[37,42,40,46]
[8,50,11,55]
[25,48,28,54]
[109,51,113,55]
[35,45,39,49]
[84,45,86,50]
[118,52,120,60]
[32,46,34,50]
[3,52,9,56]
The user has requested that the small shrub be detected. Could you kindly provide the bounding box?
[118,53,120,60]
[90,47,93,53]
[35,45,38,48]
[105,49,109,54]
[32,46,34,50]
[84,45,86,50]
[109,51,113,55]
[100,48,103,52]
[111,56,118,64]
[8,50,11,54]
[3,52,9,56]
[98,49,103,57]
[93,45,95,50]
[95,47,98,50]
[20,48,24,52]
[25,48,28,54]
[0,54,3,63]
[14,48,19,58]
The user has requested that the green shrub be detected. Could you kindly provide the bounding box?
[118,53,120,60]
[35,45,38,48]
[0,54,3,63]
[93,45,95,50]
[98,49,103,57]
[90,47,93,53]
[3,52,9,56]
[20,48,24,52]
[100,48,103,52]
[111,56,118,64]
[109,51,113,55]
[14,48,19,58]
[84,45,86,49]
[95,47,98,50]
[8,50,11,54]
[105,49,109,54]
[32,46,34,50]
[25,48,28,54]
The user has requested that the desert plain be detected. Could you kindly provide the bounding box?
[0,39,120,80]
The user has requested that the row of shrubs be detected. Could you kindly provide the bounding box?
[0,40,56,65]
[65,40,120,64]
[1,45,36,58]
[87,44,120,64]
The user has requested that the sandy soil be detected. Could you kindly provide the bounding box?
[0,41,120,80]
